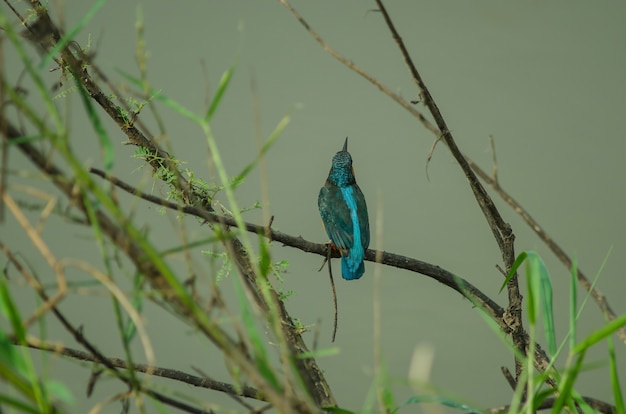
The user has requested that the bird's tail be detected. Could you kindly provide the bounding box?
[341,256,365,280]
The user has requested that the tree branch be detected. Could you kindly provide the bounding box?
[466,155,626,345]
[15,336,265,401]
[6,1,335,408]
[486,396,616,414]
[279,0,527,379]
[88,167,505,322]
[0,241,207,414]
[371,0,526,377]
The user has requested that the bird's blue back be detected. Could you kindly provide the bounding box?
[318,139,369,280]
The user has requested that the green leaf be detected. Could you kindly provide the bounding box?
[258,237,271,278]
[74,81,115,170]
[0,280,53,411]
[40,0,107,68]
[0,279,26,343]
[0,9,64,134]
[231,273,281,391]
[44,380,74,405]
[398,395,482,414]
[568,259,578,357]
[0,324,28,378]
[573,313,626,354]
[117,69,203,124]
[205,63,237,122]
[526,252,556,356]
[552,352,585,413]
[0,393,40,414]
[499,251,527,292]
[380,384,395,412]
[123,272,145,343]
[231,113,290,189]
[5,135,46,145]
[607,323,625,414]
[321,407,356,414]
[296,347,340,359]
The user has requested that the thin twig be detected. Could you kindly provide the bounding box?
[277,0,438,136]
[467,156,626,345]
[489,135,498,183]
[0,243,207,414]
[279,0,626,352]
[379,0,526,378]
[500,366,517,391]
[15,337,265,400]
[278,0,528,373]
[0,111,325,411]
[486,396,616,414]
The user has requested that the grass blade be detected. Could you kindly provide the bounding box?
[607,322,625,414]
[205,63,237,122]
[529,252,556,356]
[499,251,527,292]
[74,80,115,170]
[231,272,281,391]
[569,259,578,353]
[231,113,290,188]
[40,0,107,68]
[573,314,626,354]
[117,69,203,124]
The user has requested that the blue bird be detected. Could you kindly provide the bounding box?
[318,137,370,280]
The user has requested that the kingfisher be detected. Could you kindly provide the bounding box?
[318,137,370,280]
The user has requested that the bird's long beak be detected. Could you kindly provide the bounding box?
[342,137,348,152]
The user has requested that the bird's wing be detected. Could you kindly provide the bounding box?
[354,184,370,249]
[318,183,354,251]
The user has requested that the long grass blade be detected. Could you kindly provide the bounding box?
[527,252,556,356]
[499,251,527,292]
[205,63,237,122]
[569,259,578,352]
[117,69,203,124]
[607,324,625,414]
[39,0,107,68]
[231,113,290,189]
[573,314,626,354]
[231,272,281,391]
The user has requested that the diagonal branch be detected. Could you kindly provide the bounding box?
[15,337,265,401]
[466,156,626,345]
[279,0,527,379]
[0,110,319,412]
[5,1,336,408]
[0,241,206,414]
[277,0,437,136]
[486,396,616,414]
[370,0,521,294]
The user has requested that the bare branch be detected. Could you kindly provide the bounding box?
[279,0,528,379]
[467,155,626,345]
[486,396,616,414]
[16,337,265,401]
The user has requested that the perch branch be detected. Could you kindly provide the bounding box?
[280,0,526,377]
[88,168,504,323]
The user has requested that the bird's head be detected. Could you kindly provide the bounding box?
[328,137,356,186]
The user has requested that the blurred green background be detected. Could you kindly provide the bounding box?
[2,1,625,412]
